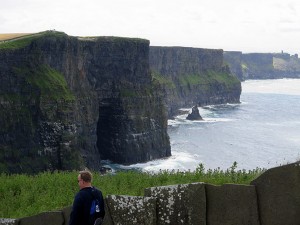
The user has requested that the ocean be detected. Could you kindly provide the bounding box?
[105,79,300,172]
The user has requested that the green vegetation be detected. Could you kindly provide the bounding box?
[273,57,287,71]
[151,71,176,88]
[241,63,248,70]
[0,162,264,218]
[0,33,33,41]
[179,70,240,89]
[15,65,75,101]
[94,36,148,45]
[241,54,274,72]
[0,34,38,49]
[273,56,300,71]
[0,30,67,50]
[120,88,137,98]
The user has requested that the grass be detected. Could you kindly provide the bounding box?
[273,56,300,71]
[120,88,137,98]
[0,162,264,219]
[14,65,75,101]
[0,33,33,41]
[151,69,241,101]
[151,71,176,88]
[0,33,40,50]
[179,70,240,89]
[0,30,67,50]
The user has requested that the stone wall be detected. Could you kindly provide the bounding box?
[1,162,299,225]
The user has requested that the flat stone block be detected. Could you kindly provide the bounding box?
[206,184,260,225]
[106,195,156,225]
[19,211,64,225]
[61,206,72,225]
[144,182,206,225]
[251,162,300,225]
[101,198,113,225]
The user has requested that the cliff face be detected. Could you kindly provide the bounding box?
[240,53,275,79]
[222,51,244,80]
[150,47,241,117]
[224,51,300,80]
[0,31,170,173]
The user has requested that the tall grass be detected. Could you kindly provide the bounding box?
[0,162,264,218]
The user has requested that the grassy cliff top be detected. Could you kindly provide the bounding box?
[0,30,149,50]
[0,30,67,50]
[77,35,149,43]
[0,33,34,41]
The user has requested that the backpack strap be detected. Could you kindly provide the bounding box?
[87,187,103,225]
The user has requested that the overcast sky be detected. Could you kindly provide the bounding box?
[1,0,300,54]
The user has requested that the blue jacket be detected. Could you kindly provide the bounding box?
[69,187,105,225]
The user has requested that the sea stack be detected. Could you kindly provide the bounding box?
[186,105,203,120]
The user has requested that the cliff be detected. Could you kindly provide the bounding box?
[222,51,244,80]
[150,47,241,117]
[224,51,300,80]
[0,31,170,173]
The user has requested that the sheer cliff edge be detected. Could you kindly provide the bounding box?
[0,31,241,173]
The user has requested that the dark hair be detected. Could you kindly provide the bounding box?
[79,170,92,183]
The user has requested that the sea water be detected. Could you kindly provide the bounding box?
[105,79,300,172]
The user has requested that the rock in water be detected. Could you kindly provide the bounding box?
[186,106,203,120]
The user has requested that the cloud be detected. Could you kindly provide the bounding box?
[1,0,300,54]
[280,27,300,32]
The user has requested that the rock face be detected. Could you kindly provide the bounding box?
[222,51,244,80]
[0,31,170,173]
[186,105,203,120]
[149,46,241,117]
[0,32,244,173]
[2,162,300,225]
[224,51,300,80]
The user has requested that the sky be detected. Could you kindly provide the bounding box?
[1,0,300,54]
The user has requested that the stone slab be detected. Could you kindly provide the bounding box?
[101,198,113,225]
[206,184,260,225]
[61,206,72,225]
[251,162,300,225]
[19,211,64,225]
[144,182,206,225]
[105,195,156,225]
[0,219,19,225]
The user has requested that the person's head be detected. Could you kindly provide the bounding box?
[77,170,93,189]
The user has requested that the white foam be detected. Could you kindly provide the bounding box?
[103,79,300,173]
[168,105,234,127]
[121,150,202,173]
[202,117,234,122]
